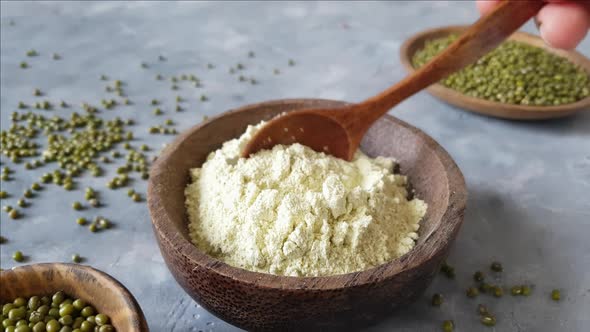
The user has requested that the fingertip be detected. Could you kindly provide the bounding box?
[538,2,590,49]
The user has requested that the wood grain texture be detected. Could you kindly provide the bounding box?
[0,263,149,332]
[400,26,590,120]
[147,99,467,331]
[242,0,540,160]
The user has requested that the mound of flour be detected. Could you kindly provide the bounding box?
[185,122,427,276]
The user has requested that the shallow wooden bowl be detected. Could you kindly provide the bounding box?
[400,25,590,120]
[148,99,467,331]
[0,263,149,331]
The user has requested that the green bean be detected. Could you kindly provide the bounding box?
[93,314,109,326]
[59,315,73,326]
[466,287,479,298]
[492,286,503,298]
[9,209,20,219]
[480,315,496,326]
[441,320,454,332]
[477,304,489,316]
[58,304,74,317]
[440,261,455,279]
[473,271,485,282]
[131,193,142,202]
[490,262,503,272]
[431,293,443,307]
[79,307,93,318]
[13,298,26,307]
[46,319,61,332]
[96,217,110,230]
[13,250,25,262]
[52,292,65,306]
[510,286,522,296]
[98,325,115,332]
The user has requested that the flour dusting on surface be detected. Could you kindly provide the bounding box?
[185,122,427,277]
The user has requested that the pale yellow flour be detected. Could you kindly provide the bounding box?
[185,122,427,277]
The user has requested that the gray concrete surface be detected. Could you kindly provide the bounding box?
[1,1,589,331]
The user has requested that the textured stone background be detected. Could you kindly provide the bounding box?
[1,1,589,331]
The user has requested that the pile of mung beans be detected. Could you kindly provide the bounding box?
[412,34,590,106]
[1,291,114,332]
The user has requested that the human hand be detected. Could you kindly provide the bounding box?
[476,0,590,49]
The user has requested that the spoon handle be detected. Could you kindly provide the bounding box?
[357,0,543,123]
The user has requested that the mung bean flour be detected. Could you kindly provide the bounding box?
[185,122,427,276]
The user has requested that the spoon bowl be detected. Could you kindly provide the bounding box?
[241,109,352,159]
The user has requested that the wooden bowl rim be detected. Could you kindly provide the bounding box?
[0,263,148,331]
[148,98,467,290]
[399,25,590,119]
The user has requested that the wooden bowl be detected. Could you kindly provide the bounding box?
[400,25,590,120]
[148,99,467,331]
[0,263,149,331]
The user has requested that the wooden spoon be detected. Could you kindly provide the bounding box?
[242,0,543,161]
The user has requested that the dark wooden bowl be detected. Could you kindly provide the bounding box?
[0,263,149,331]
[400,25,590,120]
[148,99,467,331]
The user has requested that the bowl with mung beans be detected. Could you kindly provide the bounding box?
[400,25,590,120]
[0,263,148,332]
